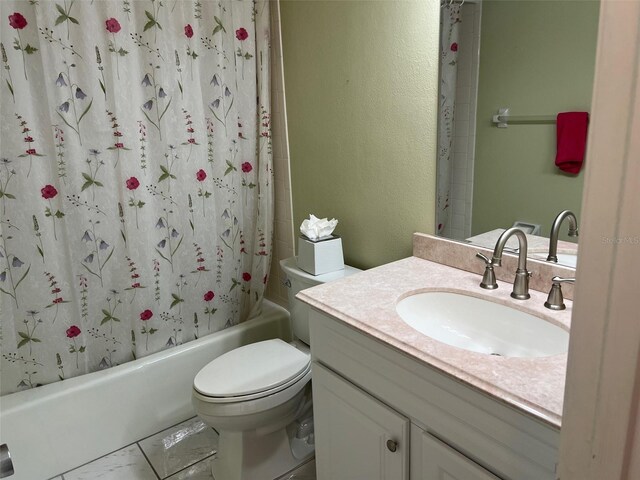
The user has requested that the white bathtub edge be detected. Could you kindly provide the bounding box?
[0,300,290,480]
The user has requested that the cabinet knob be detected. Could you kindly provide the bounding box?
[386,439,398,452]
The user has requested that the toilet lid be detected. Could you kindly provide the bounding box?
[193,339,310,398]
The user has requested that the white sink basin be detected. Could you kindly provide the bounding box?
[396,292,569,358]
[553,253,578,268]
[532,252,578,268]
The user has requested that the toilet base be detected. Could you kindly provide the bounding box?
[211,424,314,480]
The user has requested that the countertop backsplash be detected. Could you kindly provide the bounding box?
[413,233,576,300]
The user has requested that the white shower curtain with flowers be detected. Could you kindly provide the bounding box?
[436,3,460,235]
[0,0,272,395]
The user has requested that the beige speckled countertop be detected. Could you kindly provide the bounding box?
[298,256,570,429]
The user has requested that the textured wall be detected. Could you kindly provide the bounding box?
[280,0,439,269]
[472,0,599,239]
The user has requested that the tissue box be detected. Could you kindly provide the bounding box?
[297,235,344,276]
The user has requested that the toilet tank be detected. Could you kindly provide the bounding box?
[280,257,361,345]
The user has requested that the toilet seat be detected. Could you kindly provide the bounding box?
[193,367,311,421]
[193,339,311,403]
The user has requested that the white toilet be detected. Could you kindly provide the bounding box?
[192,256,361,480]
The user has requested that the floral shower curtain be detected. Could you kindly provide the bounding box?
[0,0,272,395]
[436,3,460,235]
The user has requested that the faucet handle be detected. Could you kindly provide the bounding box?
[476,252,491,265]
[552,276,575,284]
[476,253,498,290]
[544,277,575,310]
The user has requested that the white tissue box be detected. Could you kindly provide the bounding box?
[297,235,344,276]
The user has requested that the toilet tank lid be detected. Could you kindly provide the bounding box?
[193,339,310,397]
[280,256,362,285]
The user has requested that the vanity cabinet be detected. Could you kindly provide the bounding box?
[412,427,501,480]
[309,309,560,480]
[314,362,497,480]
[313,363,409,479]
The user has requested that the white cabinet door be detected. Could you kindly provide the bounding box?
[413,427,502,480]
[312,362,410,480]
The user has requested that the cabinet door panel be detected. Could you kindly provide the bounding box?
[416,429,502,480]
[312,362,409,480]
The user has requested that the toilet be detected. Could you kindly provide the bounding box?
[192,256,361,480]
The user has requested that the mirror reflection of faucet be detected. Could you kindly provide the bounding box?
[547,210,579,263]
[476,227,532,300]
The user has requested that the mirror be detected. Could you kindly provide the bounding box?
[435,0,600,268]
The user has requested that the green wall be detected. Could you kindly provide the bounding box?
[280,0,439,269]
[472,0,599,239]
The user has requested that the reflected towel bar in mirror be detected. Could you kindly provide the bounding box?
[492,107,561,128]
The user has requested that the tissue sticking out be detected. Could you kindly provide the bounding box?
[300,214,338,242]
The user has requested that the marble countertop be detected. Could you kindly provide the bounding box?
[297,256,570,429]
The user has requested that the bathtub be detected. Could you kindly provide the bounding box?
[0,300,290,480]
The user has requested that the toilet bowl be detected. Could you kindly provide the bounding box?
[192,257,361,480]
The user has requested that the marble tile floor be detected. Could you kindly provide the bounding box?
[47,416,316,480]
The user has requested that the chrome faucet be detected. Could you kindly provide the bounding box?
[487,227,532,300]
[544,276,575,310]
[476,252,498,290]
[547,210,579,262]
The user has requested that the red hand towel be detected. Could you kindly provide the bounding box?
[555,112,589,174]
